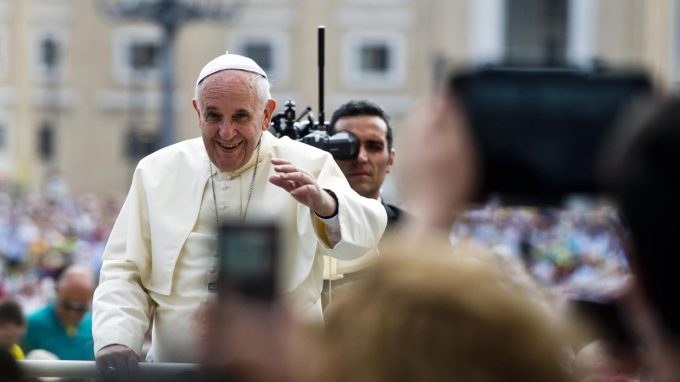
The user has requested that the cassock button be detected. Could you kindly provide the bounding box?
[221,183,229,190]
[219,204,227,210]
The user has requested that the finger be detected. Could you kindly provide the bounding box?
[96,356,107,372]
[96,357,113,379]
[273,164,299,174]
[271,158,291,166]
[269,176,299,192]
[283,180,298,192]
[126,352,142,376]
[289,184,317,199]
[103,363,120,381]
[98,356,119,378]
[276,171,313,186]
[112,358,128,380]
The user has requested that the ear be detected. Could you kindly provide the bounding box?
[385,148,395,174]
[262,99,277,131]
[192,99,201,126]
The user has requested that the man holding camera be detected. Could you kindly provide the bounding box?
[322,100,407,295]
[92,53,386,374]
[331,100,405,227]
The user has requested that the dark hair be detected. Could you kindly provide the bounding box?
[0,300,24,326]
[330,100,394,151]
[601,96,680,340]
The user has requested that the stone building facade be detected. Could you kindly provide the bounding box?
[0,0,676,197]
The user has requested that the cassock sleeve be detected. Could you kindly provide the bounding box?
[92,165,154,356]
[310,154,387,260]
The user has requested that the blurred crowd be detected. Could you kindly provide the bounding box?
[451,203,630,299]
[0,175,630,315]
[0,178,122,315]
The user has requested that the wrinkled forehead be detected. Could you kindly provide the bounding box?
[201,69,253,90]
[198,70,265,107]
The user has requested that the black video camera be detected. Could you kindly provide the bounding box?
[269,100,359,161]
[450,65,654,205]
[269,26,359,161]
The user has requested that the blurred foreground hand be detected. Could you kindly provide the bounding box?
[199,292,310,382]
[400,90,479,234]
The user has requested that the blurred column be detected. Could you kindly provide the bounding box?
[97,0,246,150]
[567,0,597,67]
[469,0,505,65]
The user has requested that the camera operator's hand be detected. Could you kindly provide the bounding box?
[269,158,338,218]
[96,344,141,380]
[401,91,478,233]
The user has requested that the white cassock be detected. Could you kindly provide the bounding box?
[92,131,387,362]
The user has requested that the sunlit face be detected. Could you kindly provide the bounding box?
[335,115,395,199]
[193,70,276,172]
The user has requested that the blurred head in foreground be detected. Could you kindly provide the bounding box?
[603,96,680,339]
[313,241,572,382]
[601,96,680,381]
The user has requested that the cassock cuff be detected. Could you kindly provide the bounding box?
[317,213,341,246]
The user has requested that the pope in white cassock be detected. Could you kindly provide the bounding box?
[92,53,387,372]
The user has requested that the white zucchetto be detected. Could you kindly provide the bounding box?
[195,51,267,86]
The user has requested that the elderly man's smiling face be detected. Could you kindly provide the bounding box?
[193,70,276,172]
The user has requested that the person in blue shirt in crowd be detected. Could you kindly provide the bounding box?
[21,265,95,360]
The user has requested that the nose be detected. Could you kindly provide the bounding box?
[355,145,369,163]
[218,122,238,140]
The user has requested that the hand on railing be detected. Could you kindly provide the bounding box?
[96,343,141,379]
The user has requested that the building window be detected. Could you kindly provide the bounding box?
[38,122,55,162]
[230,32,289,85]
[360,43,390,73]
[243,42,273,74]
[114,26,162,84]
[504,0,568,65]
[130,41,160,73]
[344,32,405,88]
[40,36,61,73]
[34,29,67,81]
